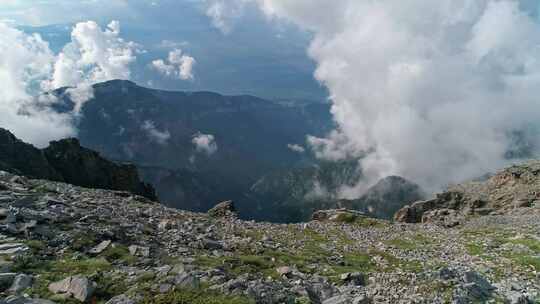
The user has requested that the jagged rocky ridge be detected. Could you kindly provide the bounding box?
[0,128,156,200]
[394,161,540,227]
[0,162,538,303]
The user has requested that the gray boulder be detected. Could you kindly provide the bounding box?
[48,275,96,302]
[8,274,32,293]
[105,295,136,304]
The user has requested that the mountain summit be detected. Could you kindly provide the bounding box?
[0,161,537,303]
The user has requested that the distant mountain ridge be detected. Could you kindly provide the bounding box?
[42,80,423,222]
[46,80,334,217]
[246,160,424,222]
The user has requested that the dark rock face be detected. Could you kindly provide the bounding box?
[0,128,156,200]
[43,138,156,200]
[0,129,63,181]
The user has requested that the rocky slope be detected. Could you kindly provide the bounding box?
[0,128,155,200]
[0,162,538,303]
[395,160,540,227]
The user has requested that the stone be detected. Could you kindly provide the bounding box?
[0,273,16,291]
[322,295,352,304]
[276,266,292,277]
[105,295,135,304]
[513,198,532,208]
[174,272,200,289]
[438,267,457,280]
[159,283,172,293]
[339,272,365,286]
[0,243,28,255]
[352,295,371,304]
[462,271,494,300]
[128,245,150,257]
[158,219,174,230]
[48,276,96,302]
[208,200,236,218]
[8,274,32,293]
[505,291,529,304]
[202,239,223,250]
[89,240,111,254]
[312,209,364,223]
[1,296,56,304]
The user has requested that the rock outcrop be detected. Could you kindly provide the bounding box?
[207,200,237,218]
[0,128,156,200]
[312,209,366,223]
[394,161,540,226]
[0,129,62,181]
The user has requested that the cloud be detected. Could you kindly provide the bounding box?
[44,20,139,113]
[204,0,249,34]
[141,120,170,145]
[157,40,190,49]
[225,0,540,195]
[0,22,74,147]
[287,143,305,154]
[0,20,138,147]
[192,133,218,155]
[151,49,196,80]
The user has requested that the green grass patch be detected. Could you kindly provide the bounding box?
[371,250,423,273]
[385,234,434,251]
[507,237,540,254]
[466,242,486,256]
[100,245,137,265]
[141,288,255,304]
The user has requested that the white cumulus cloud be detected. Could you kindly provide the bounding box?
[204,0,249,34]
[151,49,196,80]
[0,20,138,147]
[216,0,540,195]
[192,133,218,155]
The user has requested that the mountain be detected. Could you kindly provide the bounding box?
[245,159,363,222]
[343,175,425,219]
[0,162,537,303]
[0,128,155,200]
[44,80,429,222]
[48,80,335,217]
[246,161,424,222]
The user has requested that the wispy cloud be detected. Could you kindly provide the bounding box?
[141,120,170,145]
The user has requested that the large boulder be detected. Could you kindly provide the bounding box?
[8,274,32,294]
[312,209,365,223]
[208,200,237,218]
[48,276,96,302]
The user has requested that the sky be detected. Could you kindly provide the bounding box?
[2,0,540,195]
[0,0,325,100]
